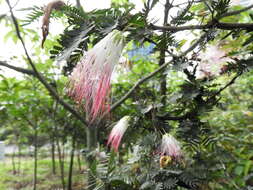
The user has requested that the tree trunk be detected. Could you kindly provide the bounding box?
[77,149,82,172]
[56,137,66,190]
[11,148,16,175]
[85,126,97,190]
[33,128,38,190]
[17,144,21,174]
[67,138,76,190]
[51,138,56,175]
[159,0,170,106]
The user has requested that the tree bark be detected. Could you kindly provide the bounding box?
[11,148,16,175]
[85,126,97,190]
[17,143,21,173]
[159,0,170,106]
[67,138,76,190]
[77,149,82,172]
[51,138,56,175]
[33,127,38,190]
[56,137,66,190]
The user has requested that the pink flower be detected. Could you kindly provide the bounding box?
[68,30,125,122]
[197,45,232,79]
[107,116,130,152]
[160,134,183,160]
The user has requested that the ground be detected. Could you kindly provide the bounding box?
[0,156,85,190]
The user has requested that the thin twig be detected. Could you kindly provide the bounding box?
[110,60,172,112]
[218,4,253,19]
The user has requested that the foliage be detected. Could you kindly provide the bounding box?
[1,0,253,189]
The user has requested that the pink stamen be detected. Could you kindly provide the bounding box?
[68,30,124,122]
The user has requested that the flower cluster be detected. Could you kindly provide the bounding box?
[197,45,231,79]
[68,30,125,122]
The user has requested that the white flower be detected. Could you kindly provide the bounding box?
[160,134,183,160]
[107,116,131,152]
[197,45,232,79]
[68,30,125,122]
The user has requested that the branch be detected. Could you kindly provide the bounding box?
[208,71,242,101]
[23,114,36,128]
[218,4,253,19]
[180,32,208,57]
[0,61,35,76]
[217,22,253,30]
[157,113,190,121]
[5,0,87,126]
[150,21,253,32]
[110,60,172,112]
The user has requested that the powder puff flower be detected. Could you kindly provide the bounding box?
[197,45,232,79]
[107,116,130,152]
[68,30,125,122]
[160,134,183,161]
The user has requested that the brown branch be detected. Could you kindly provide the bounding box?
[150,21,253,32]
[41,1,65,48]
[0,61,35,76]
[5,0,87,126]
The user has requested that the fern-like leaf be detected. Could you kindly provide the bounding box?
[55,24,94,63]
[21,6,44,26]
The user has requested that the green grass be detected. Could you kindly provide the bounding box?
[0,157,85,190]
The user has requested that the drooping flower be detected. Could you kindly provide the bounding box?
[160,134,183,161]
[107,116,130,152]
[41,0,65,48]
[68,30,125,122]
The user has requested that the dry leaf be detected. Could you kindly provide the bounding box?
[41,0,65,48]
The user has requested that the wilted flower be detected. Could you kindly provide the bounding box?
[107,116,130,152]
[41,0,65,48]
[160,134,183,161]
[68,30,125,122]
[159,155,172,169]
